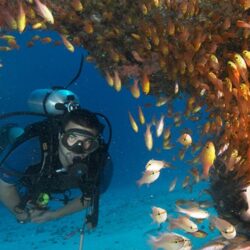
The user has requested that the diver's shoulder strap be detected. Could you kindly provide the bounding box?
[25,118,60,174]
[0,118,60,169]
[23,119,58,139]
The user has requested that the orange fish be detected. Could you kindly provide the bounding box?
[141,73,150,94]
[207,72,223,91]
[105,71,114,87]
[189,167,200,183]
[242,50,250,67]
[130,79,140,98]
[179,149,186,160]
[71,0,84,12]
[40,37,52,44]
[209,54,220,71]
[233,53,249,83]
[167,18,175,35]
[182,176,190,189]
[227,61,240,88]
[2,11,17,30]
[236,20,250,29]
[178,133,192,147]
[238,0,250,10]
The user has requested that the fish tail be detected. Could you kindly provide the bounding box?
[176,205,182,212]
[136,180,142,187]
[168,219,177,231]
[148,235,158,249]
[202,162,214,179]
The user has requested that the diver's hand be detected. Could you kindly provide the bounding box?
[15,211,30,224]
[30,209,57,223]
[14,206,30,224]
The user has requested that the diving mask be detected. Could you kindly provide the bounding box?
[61,128,100,154]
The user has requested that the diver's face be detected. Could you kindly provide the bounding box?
[58,121,98,168]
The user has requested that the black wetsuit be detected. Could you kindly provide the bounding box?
[0,118,113,213]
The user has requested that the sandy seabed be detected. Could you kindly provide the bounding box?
[0,180,219,250]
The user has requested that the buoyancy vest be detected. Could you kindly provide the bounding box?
[9,118,110,210]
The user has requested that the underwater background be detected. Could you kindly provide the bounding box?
[0,30,220,250]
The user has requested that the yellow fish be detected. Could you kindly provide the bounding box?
[141,73,150,94]
[144,124,153,150]
[128,111,138,133]
[200,141,216,179]
[105,71,114,87]
[138,106,145,124]
[17,1,26,33]
[233,53,249,83]
[242,50,250,67]
[34,0,54,24]
[130,79,140,98]
[61,35,74,52]
[113,70,122,92]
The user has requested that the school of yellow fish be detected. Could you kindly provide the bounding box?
[1,0,250,249]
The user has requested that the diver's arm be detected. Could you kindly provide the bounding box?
[0,179,28,220]
[30,196,89,223]
[53,196,88,219]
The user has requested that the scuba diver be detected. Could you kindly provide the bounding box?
[0,56,113,229]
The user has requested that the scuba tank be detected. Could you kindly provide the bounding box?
[28,88,80,115]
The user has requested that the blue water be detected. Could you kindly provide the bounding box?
[0,30,220,249]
